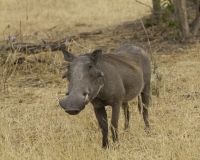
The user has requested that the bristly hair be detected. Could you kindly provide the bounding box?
[100,53,140,72]
[80,52,140,72]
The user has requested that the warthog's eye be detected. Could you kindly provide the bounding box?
[88,64,93,69]
[64,64,71,80]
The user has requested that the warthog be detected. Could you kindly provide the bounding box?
[57,44,151,148]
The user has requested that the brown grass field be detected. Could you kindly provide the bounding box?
[1,0,200,160]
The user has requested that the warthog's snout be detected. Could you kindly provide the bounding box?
[56,93,89,115]
[65,109,80,115]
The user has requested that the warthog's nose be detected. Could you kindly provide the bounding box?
[65,109,80,115]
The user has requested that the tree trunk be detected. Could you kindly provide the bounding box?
[173,0,178,19]
[173,0,190,38]
[191,0,200,36]
[152,0,161,21]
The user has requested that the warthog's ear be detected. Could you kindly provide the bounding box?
[62,49,76,62]
[90,49,102,63]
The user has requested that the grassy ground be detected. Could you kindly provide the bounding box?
[0,0,151,39]
[1,0,200,160]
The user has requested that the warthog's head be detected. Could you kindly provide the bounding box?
[57,49,104,115]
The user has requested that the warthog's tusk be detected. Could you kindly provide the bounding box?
[55,93,60,102]
[85,94,89,103]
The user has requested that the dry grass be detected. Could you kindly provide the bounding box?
[1,48,200,160]
[1,0,200,160]
[0,0,151,39]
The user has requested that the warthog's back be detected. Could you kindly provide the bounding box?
[115,44,151,83]
[96,45,151,103]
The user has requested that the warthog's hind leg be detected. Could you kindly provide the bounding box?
[111,102,121,143]
[140,81,150,128]
[122,102,130,129]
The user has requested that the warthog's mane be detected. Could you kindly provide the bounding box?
[101,53,139,72]
[80,53,140,72]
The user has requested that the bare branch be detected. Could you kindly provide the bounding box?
[140,19,153,61]
[135,0,153,10]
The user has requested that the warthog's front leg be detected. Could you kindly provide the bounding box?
[93,106,108,148]
[111,102,121,143]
